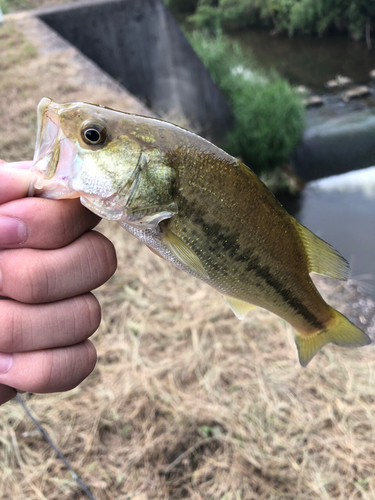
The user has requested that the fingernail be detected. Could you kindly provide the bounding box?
[0,216,27,245]
[0,353,13,374]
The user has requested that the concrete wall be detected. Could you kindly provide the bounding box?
[292,110,375,181]
[38,0,233,144]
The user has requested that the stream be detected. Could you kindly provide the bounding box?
[294,168,375,297]
[230,28,375,297]
[231,28,375,91]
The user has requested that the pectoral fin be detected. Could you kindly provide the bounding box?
[162,227,210,280]
[223,295,257,320]
[294,221,350,281]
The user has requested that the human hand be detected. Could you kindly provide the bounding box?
[0,159,117,405]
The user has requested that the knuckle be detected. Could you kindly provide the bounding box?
[27,260,55,303]
[78,231,117,287]
[84,293,102,334]
[43,341,96,393]
[58,200,81,245]
[81,340,97,374]
[0,250,52,304]
[70,294,101,342]
[62,341,97,391]
[0,306,17,351]
[30,352,55,392]
[54,200,100,248]
[92,232,118,279]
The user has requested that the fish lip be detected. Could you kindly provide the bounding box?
[29,98,78,198]
[32,97,60,175]
[33,97,53,161]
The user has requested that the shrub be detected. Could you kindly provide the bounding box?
[176,0,375,40]
[0,0,8,13]
[164,0,199,14]
[225,78,305,174]
[188,31,305,174]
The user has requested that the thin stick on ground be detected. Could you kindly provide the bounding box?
[15,395,98,500]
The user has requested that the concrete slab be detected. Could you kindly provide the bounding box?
[9,0,232,143]
[7,9,153,117]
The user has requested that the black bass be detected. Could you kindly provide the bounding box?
[29,98,371,366]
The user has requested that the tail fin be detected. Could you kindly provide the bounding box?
[295,308,371,367]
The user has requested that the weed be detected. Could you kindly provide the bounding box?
[188,30,304,174]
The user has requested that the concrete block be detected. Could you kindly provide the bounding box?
[37,0,233,144]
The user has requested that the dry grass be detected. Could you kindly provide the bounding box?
[1,0,79,13]
[1,15,375,500]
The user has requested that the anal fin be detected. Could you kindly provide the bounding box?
[223,295,257,320]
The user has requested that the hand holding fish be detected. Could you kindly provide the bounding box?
[27,98,371,367]
[0,160,117,405]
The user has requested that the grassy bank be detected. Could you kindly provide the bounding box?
[187,31,305,176]
[0,0,78,12]
[1,13,375,500]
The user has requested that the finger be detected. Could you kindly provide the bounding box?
[0,384,17,406]
[0,340,97,393]
[0,164,32,204]
[0,198,101,249]
[0,293,101,353]
[0,160,33,170]
[0,231,117,304]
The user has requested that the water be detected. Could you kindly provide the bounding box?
[230,28,375,91]
[289,168,375,298]
[230,28,375,179]
[292,109,375,180]
[230,28,375,297]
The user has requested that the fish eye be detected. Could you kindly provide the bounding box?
[81,123,108,146]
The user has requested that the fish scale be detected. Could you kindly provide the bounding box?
[28,98,371,366]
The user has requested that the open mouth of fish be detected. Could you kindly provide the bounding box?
[29,97,79,198]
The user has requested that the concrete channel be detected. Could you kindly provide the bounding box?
[9,0,232,144]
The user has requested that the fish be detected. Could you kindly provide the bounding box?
[28,97,371,366]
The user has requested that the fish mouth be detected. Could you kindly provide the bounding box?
[29,98,78,198]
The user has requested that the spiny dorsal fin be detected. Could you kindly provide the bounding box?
[162,227,210,280]
[223,295,257,320]
[294,221,350,281]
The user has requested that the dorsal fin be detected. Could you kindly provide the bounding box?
[294,221,350,281]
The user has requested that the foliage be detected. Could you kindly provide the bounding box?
[0,0,9,13]
[188,31,305,174]
[180,0,375,39]
[0,0,37,12]
[0,0,77,12]
[189,0,262,29]
[164,0,199,14]
[226,78,305,174]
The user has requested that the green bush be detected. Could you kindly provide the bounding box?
[0,0,30,13]
[188,31,305,174]
[176,0,375,39]
[164,0,199,14]
[0,0,8,13]
[226,78,305,173]
[189,0,261,29]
